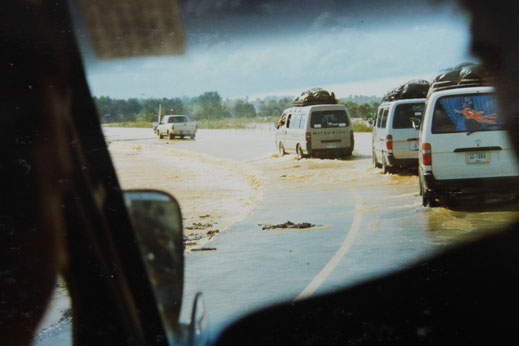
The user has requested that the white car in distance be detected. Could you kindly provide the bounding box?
[156,115,197,140]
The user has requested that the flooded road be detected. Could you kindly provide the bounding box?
[104,127,519,336]
[36,127,519,344]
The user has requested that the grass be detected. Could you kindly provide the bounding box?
[102,121,153,128]
[353,122,373,132]
[197,117,277,129]
[102,117,278,130]
[102,117,373,132]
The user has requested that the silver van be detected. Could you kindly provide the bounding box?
[372,99,425,173]
[275,104,354,159]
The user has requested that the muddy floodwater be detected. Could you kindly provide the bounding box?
[35,127,519,344]
[106,127,519,249]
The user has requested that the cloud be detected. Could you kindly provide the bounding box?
[86,4,471,99]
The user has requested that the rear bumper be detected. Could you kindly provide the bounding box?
[385,153,418,168]
[307,145,353,157]
[422,172,519,194]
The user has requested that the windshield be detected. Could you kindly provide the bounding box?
[432,93,502,133]
[311,110,349,128]
[35,1,519,345]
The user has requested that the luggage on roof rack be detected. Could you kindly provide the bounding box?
[428,63,490,96]
[292,88,338,106]
[382,79,430,102]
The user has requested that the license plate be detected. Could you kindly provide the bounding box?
[467,152,490,164]
[409,141,418,151]
[326,143,337,149]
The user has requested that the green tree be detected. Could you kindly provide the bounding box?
[192,91,230,120]
[233,99,257,118]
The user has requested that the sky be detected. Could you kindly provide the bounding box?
[81,0,473,100]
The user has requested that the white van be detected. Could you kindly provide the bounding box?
[418,86,519,206]
[275,104,354,159]
[372,99,425,173]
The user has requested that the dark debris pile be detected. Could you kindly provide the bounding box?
[259,221,320,230]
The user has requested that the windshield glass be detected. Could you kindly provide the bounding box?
[311,110,349,128]
[432,93,501,133]
[392,103,424,129]
[36,1,519,345]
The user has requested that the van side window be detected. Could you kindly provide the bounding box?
[380,109,389,128]
[376,108,383,128]
[291,114,301,129]
[286,114,292,128]
[299,114,307,128]
[278,113,287,128]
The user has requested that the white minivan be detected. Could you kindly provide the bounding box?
[419,86,519,206]
[275,104,354,159]
[372,99,425,173]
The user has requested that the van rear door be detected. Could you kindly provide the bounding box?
[428,93,519,180]
[309,108,351,150]
[390,102,423,159]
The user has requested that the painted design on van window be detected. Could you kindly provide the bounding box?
[455,97,497,124]
[311,110,349,129]
[432,94,502,134]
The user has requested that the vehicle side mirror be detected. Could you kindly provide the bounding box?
[124,190,184,336]
[274,122,279,129]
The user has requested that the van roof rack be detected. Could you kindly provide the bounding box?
[382,79,430,102]
[292,88,338,106]
[427,63,491,96]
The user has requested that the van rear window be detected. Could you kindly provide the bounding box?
[310,110,349,128]
[431,94,502,134]
[392,103,424,129]
[168,116,188,123]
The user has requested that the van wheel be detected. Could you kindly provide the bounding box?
[158,132,164,139]
[296,145,305,159]
[422,190,437,207]
[278,142,286,156]
[169,133,175,140]
[372,150,378,168]
[382,158,390,174]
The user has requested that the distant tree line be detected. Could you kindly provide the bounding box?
[341,101,381,120]
[93,92,381,123]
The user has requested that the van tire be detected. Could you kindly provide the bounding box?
[296,145,305,159]
[158,132,164,139]
[422,190,437,207]
[169,132,175,140]
[279,142,286,156]
[382,158,390,174]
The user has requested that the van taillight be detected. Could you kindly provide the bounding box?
[386,135,393,150]
[171,125,175,131]
[422,143,432,166]
[306,132,311,142]
[350,131,354,143]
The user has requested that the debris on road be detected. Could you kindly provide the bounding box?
[186,222,213,230]
[259,221,320,230]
